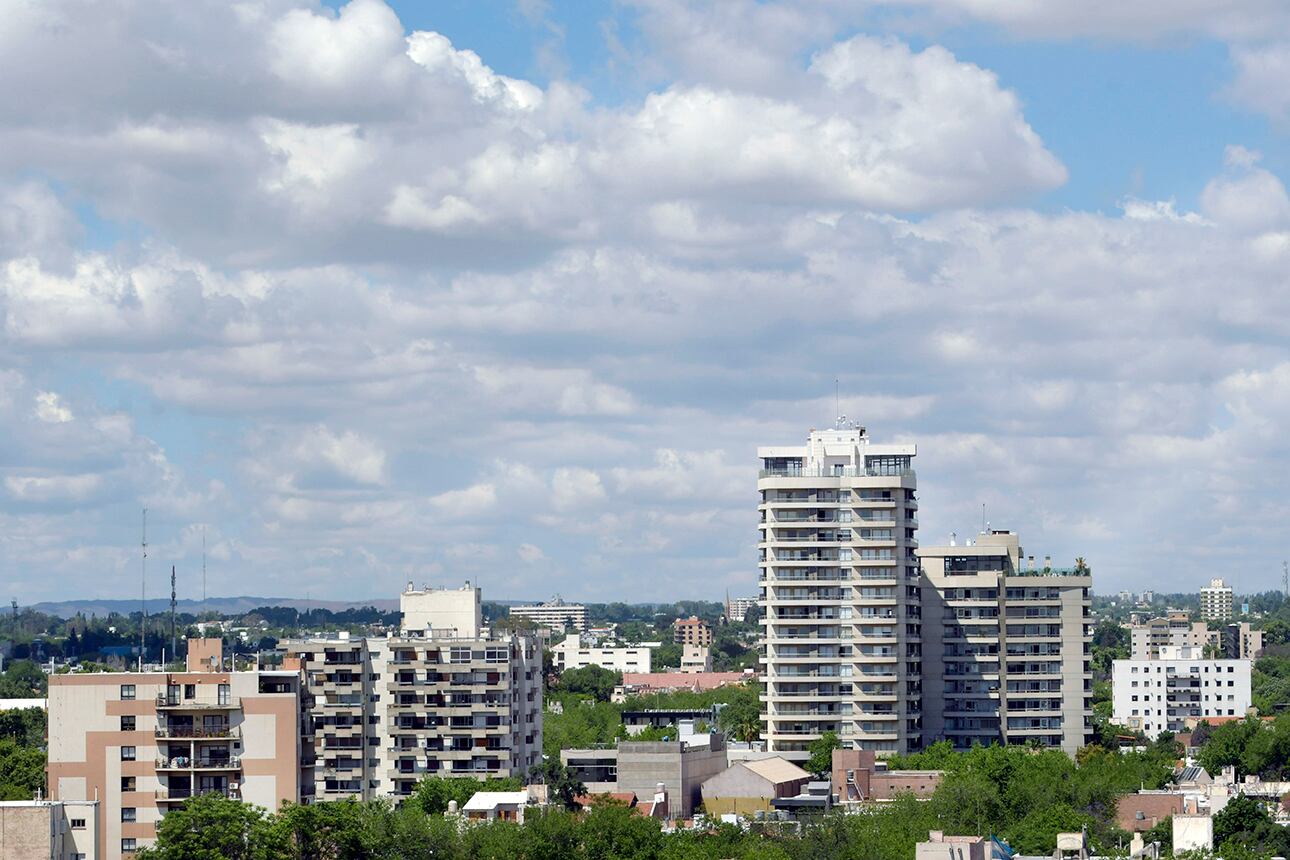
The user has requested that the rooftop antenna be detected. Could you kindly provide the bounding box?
[140,508,148,664]
[1283,561,1288,599]
[981,503,986,535]
[202,527,207,613]
[835,378,841,427]
[170,565,177,664]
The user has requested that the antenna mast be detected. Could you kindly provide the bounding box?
[1283,561,1288,599]
[202,527,207,613]
[170,565,177,663]
[140,508,147,664]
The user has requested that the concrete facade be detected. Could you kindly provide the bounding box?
[916,832,988,860]
[1130,613,1211,660]
[285,584,543,802]
[726,598,757,623]
[47,640,301,860]
[1113,649,1252,739]
[551,635,651,674]
[918,530,1093,755]
[509,599,587,633]
[831,749,942,803]
[614,736,728,819]
[0,799,99,860]
[672,617,713,647]
[758,424,921,760]
[699,757,810,817]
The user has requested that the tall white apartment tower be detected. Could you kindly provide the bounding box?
[758,423,921,760]
[1199,578,1233,621]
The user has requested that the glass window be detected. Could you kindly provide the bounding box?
[122,839,137,853]
[120,715,136,731]
[119,684,135,700]
[121,807,136,822]
[121,746,136,761]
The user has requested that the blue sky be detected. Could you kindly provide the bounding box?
[1,0,1289,604]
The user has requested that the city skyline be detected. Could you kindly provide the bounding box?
[3,1,1290,603]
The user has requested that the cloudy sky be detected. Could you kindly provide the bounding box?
[2,0,1289,604]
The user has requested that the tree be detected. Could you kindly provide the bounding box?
[931,771,1004,835]
[556,665,621,703]
[716,685,761,742]
[0,738,45,800]
[412,776,522,816]
[529,758,586,811]
[136,794,287,860]
[1004,803,1094,856]
[806,731,841,775]
[579,799,664,860]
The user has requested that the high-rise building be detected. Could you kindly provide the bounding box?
[917,530,1093,756]
[285,583,543,801]
[725,597,758,623]
[672,616,713,646]
[1200,579,1233,621]
[1220,622,1263,660]
[47,639,303,860]
[758,423,921,760]
[509,598,588,633]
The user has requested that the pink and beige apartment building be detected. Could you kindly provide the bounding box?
[47,639,302,859]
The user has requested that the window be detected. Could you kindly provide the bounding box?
[121,746,136,761]
[122,838,137,853]
[122,807,136,822]
[70,818,86,829]
[184,684,196,700]
[120,684,136,700]
[72,854,86,860]
[120,715,136,731]
[121,776,136,792]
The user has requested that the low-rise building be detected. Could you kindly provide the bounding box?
[614,671,749,701]
[551,635,651,674]
[831,749,942,803]
[0,799,99,860]
[679,645,711,674]
[1116,792,1185,833]
[509,598,587,633]
[700,757,810,817]
[1112,647,1252,739]
[460,790,533,823]
[916,831,988,860]
[561,735,728,819]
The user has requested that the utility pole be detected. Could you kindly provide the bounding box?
[140,509,148,664]
[170,565,177,664]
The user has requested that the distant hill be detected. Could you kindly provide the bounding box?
[28,596,399,619]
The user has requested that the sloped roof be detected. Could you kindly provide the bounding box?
[742,757,811,785]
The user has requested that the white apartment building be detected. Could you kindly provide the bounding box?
[726,597,758,623]
[918,531,1093,756]
[1200,579,1233,621]
[509,598,588,633]
[1112,646,1252,739]
[758,422,922,760]
[285,583,544,801]
[680,644,712,673]
[551,634,652,674]
[1130,612,1211,660]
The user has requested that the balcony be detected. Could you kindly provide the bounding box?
[156,756,241,771]
[155,725,240,740]
[155,694,238,710]
[759,467,916,479]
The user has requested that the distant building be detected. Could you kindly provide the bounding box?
[509,598,587,633]
[916,831,988,860]
[1130,612,1210,660]
[0,799,99,860]
[285,584,543,801]
[672,616,712,646]
[1200,579,1233,621]
[679,644,711,673]
[1220,622,1263,660]
[614,671,750,701]
[1112,646,1252,739]
[725,597,757,623]
[551,634,651,674]
[1115,792,1184,833]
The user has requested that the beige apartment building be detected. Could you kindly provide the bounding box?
[758,423,922,760]
[1131,612,1211,660]
[672,616,713,646]
[284,583,543,802]
[917,530,1093,755]
[47,639,302,860]
[0,799,99,860]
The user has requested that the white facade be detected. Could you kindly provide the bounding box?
[401,583,481,636]
[551,635,652,674]
[1130,612,1211,660]
[726,597,757,623]
[1112,648,1252,739]
[758,424,921,760]
[680,644,712,673]
[1199,579,1233,621]
[509,599,588,633]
